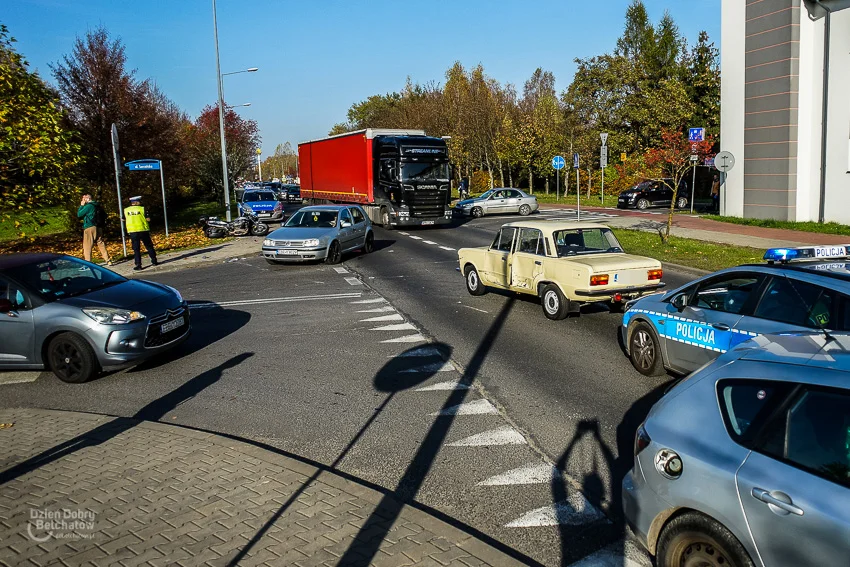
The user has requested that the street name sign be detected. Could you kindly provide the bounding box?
[125,159,161,171]
[688,128,705,142]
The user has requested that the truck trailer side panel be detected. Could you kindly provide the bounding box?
[299,132,374,204]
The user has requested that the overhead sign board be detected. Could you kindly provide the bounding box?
[688,128,705,142]
[552,155,566,170]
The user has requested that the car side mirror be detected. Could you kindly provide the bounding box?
[341,221,352,228]
[672,294,688,312]
[0,299,13,313]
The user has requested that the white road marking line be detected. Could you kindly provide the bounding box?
[350,298,387,304]
[0,372,41,385]
[357,306,396,313]
[505,495,607,528]
[422,240,437,245]
[477,463,559,486]
[569,541,652,567]
[461,304,488,314]
[400,361,455,373]
[398,232,410,235]
[431,399,497,416]
[394,346,446,358]
[190,292,361,308]
[447,426,527,447]
[360,314,404,322]
[371,323,417,331]
[333,267,349,274]
[439,246,456,251]
[345,277,362,286]
[415,380,470,391]
[408,235,423,240]
[382,334,426,343]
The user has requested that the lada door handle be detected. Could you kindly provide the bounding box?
[534,261,542,265]
[712,323,730,331]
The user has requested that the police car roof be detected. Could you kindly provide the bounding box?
[726,332,850,378]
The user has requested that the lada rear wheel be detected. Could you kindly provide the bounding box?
[541,284,568,320]
[47,332,98,384]
[465,266,486,296]
[657,512,754,567]
[629,322,664,376]
[471,207,483,218]
[518,204,531,216]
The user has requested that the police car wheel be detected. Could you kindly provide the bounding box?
[465,265,486,296]
[629,322,664,376]
[541,285,568,320]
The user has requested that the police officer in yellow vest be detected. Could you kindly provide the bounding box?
[124,196,158,271]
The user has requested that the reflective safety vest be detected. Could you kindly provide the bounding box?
[124,205,149,233]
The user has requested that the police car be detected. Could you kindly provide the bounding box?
[622,244,850,376]
[240,188,284,221]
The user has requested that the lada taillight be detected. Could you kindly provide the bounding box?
[648,269,663,281]
[590,274,609,286]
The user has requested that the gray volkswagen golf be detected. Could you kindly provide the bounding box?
[624,332,850,567]
[0,253,189,383]
[262,205,374,264]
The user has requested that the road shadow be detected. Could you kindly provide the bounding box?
[552,381,672,565]
[0,352,253,486]
[226,342,452,566]
[127,305,251,373]
[156,245,226,266]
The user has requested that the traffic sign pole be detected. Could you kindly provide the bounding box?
[690,163,697,214]
[159,161,169,237]
[111,124,127,258]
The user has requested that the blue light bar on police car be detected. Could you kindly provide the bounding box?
[764,245,850,263]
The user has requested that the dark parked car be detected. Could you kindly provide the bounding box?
[0,253,189,383]
[279,184,301,203]
[618,179,688,210]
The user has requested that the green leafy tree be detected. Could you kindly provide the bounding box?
[0,25,81,223]
[686,31,721,137]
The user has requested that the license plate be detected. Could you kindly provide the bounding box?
[161,316,185,334]
[258,213,271,217]
[421,220,435,225]
[277,249,298,255]
[814,246,846,258]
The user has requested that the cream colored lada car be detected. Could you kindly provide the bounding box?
[457,221,665,319]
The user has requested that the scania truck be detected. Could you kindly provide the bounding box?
[298,128,452,228]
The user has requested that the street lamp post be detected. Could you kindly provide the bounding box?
[212,0,257,221]
[256,148,262,181]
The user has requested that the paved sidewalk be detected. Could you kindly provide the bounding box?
[0,408,526,567]
[540,203,849,249]
[107,236,266,278]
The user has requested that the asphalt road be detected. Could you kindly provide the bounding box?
[0,208,698,566]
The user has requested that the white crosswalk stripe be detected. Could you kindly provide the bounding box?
[414,379,470,391]
[371,323,417,331]
[505,495,607,527]
[477,462,560,486]
[537,208,617,222]
[447,426,527,447]
[357,306,396,313]
[360,314,404,322]
[350,297,387,304]
[431,399,497,416]
[400,361,455,373]
[381,334,426,343]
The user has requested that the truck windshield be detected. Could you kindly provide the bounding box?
[401,162,449,182]
[553,228,624,256]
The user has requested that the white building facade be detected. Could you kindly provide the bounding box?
[721,0,850,223]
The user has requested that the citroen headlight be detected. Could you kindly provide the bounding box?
[263,238,273,246]
[83,307,146,325]
[303,239,320,247]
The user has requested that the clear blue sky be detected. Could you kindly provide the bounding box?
[6,0,720,155]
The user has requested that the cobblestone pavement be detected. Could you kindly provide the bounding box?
[0,408,528,567]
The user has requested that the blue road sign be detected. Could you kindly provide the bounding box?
[688,128,705,142]
[552,155,566,170]
[125,159,161,171]
[705,157,715,167]
[573,153,580,169]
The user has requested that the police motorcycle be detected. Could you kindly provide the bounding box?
[199,209,270,238]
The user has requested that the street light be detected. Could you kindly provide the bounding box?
[226,103,251,109]
[212,0,258,221]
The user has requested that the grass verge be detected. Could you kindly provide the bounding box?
[0,207,70,242]
[613,228,763,272]
[703,215,850,236]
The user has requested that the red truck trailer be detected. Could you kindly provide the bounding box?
[298,128,452,228]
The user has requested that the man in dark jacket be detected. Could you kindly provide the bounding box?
[77,194,112,265]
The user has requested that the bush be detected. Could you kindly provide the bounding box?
[471,170,492,194]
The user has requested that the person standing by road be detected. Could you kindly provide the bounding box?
[124,195,158,271]
[710,175,721,213]
[77,193,113,266]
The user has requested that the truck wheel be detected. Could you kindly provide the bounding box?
[47,332,99,383]
[465,265,486,296]
[541,284,568,320]
[629,322,664,376]
[518,204,532,216]
[657,512,754,567]
[471,207,484,218]
[381,208,394,230]
[637,198,650,210]
[325,240,342,264]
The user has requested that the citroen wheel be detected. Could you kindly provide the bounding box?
[47,332,98,384]
[541,284,568,320]
[465,265,486,296]
[629,321,664,376]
